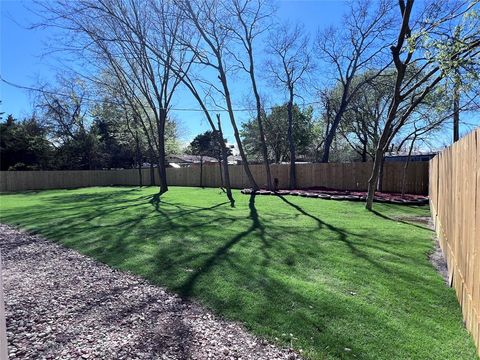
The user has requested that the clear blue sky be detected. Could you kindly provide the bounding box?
[2,1,477,147]
[1,0,348,144]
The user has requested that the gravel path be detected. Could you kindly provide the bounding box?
[0,224,300,360]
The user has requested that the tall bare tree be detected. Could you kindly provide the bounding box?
[163,44,236,206]
[316,0,394,163]
[227,0,275,190]
[365,0,480,210]
[267,24,311,189]
[177,0,259,190]
[37,0,187,195]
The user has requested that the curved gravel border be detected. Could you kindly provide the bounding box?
[0,224,300,360]
[241,189,429,205]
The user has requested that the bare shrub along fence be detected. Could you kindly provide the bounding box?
[430,128,480,355]
[0,161,428,194]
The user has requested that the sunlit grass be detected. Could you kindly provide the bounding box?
[0,186,477,359]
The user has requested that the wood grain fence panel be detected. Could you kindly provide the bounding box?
[475,133,480,348]
[203,165,212,188]
[0,161,428,194]
[326,164,336,189]
[0,172,7,192]
[344,163,356,190]
[312,163,323,188]
[334,163,342,189]
[296,164,308,188]
[429,128,479,356]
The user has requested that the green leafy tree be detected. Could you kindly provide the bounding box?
[188,131,230,159]
[241,104,315,163]
[188,130,231,187]
[0,115,53,170]
[366,0,480,210]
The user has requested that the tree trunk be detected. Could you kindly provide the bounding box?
[366,127,391,210]
[361,140,367,162]
[322,85,350,163]
[157,109,168,195]
[378,155,386,192]
[157,156,168,195]
[217,114,235,207]
[256,106,272,190]
[218,157,224,189]
[365,146,383,210]
[287,89,296,189]
[453,80,460,142]
[219,70,258,190]
[366,0,413,210]
[248,52,272,190]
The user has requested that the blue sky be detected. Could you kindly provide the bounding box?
[2,0,478,147]
[1,0,348,144]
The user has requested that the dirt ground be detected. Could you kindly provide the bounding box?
[0,224,300,360]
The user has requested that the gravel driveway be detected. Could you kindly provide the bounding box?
[0,224,300,360]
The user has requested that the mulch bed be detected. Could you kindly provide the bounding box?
[241,188,429,205]
[0,224,300,360]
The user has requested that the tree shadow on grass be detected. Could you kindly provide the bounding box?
[370,209,432,230]
[175,193,269,296]
[275,194,400,275]
[2,188,472,359]
[148,194,458,359]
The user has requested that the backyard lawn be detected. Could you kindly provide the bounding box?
[0,186,477,359]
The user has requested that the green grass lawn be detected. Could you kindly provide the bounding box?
[0,186,477,359]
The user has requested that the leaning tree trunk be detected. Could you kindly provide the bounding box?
[256,107,272,190]
[287,89,297,189]
[248,53,273,190]
[322,84,350,163]
[217,114,235,207]
[366,127,391,210]
[219,70,258,191]
[378,155,386,192]
[361,144,368,162]
[218,157,224,189]
[366,147,384,210]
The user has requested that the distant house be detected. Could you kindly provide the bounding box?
[384,151,437,162]
[226,155,243,165]
[166,155,218,168]
[225,142,239,156]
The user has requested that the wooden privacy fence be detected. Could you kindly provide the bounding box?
[0,161,429,194]
[430,128,480,355]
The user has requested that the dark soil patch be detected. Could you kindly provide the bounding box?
[429,240,450,285]
[241,188,429,205]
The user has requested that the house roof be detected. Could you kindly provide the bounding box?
[385,150,437,157]
[167,154,218,163]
